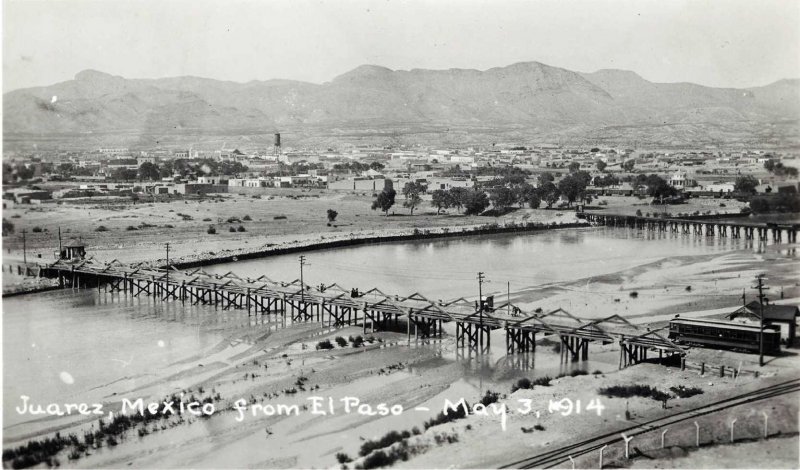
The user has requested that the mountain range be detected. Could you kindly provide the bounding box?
[4,61,799,148]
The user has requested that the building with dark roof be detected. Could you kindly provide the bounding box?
[726,301,798,347]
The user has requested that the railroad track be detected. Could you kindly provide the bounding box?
[500,377,800,469]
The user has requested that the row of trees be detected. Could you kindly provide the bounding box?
[764,160,799,177]
[373,171,686,218]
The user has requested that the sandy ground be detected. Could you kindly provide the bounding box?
[397,363,800,469]
[628,434,800,469]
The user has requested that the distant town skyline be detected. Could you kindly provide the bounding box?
[3,0,799,93]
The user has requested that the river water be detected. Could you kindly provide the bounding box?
[204,226,759,299]
[2,226,778,437]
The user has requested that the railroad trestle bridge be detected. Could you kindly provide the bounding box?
[582,213,799,243]
[9,258,686,369]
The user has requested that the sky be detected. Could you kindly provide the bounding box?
[3,0,799,92]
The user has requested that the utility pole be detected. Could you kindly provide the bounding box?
[299,255,307,301]
[754,274,769,367]
[507,281,510,316]
[165,242,170,286]
[58,227,62,259]
[477,272,485,322]
[22,229,27,264]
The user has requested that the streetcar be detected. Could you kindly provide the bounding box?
[668,318,781,354]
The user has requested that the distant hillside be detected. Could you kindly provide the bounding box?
[4,62,799,149]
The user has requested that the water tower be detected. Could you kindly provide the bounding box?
[273,133,281,161]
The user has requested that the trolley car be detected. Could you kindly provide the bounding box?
[668,318,780,354]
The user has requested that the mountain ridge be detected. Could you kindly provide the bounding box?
[4,61,799,147]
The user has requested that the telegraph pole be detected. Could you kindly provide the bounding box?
[477,272,485,321]
[754,274,769,367]
[299,255,307,301]
[165,242,170,286]
[22,229,27,264]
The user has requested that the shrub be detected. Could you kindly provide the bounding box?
[243,215,252,221]
[31,226,43,233]
[532,376,552,387]
[629,291,638,298]
[316,339,334,350]
[95,225,109,232]
[237,225,246,232]
[599,384,672,403]
[533,424,545,431]
[567,369,588,377]
[479,390,500,406]
[669,385,703,398]
[203,218,212,222]
[349,335,364,348]
[207,225,217,234]
[510,377,532,393]
[336,452,352,464]
[359,431,404,457]
[126,225,138,231]
[635,209,642,216]
[226,217,241,224]
[424,405,467,430]
[685,286,692,291]
[359,450,393,469]
[335,336,348,347]
[274,215,287,220]
[229,226,236,232]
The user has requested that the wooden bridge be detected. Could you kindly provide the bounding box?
[582,213,799,243]
[8,258,687,368]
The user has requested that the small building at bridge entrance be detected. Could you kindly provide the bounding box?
[725,301,798,347]
[60,240,86,261]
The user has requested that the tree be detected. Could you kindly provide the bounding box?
[489,186,517,212]
[2,218,15,236]
[369,161,385,171]
[734,175,759,194]
[538,182,560,208]
[430,189,453,214]
[527,193,541,209]
[590,147,600,153]
[463,190,490,215]
[402,182,425,215]
[58,163,75,176]
[538,172,555,185]
[596,160,607,172]
[448,187,470,213]
[558,173,590,207]
[371,180,396,216]
[138,162,160,181]
[112,168,137,181]
[622,160,636,172]
[513,183,536,208]
[568,161,581,173]
[594,174,619,187]
[764,160,776,172]
[327,209,338,223]
[159,160,174,178]
[635,174,676,199]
